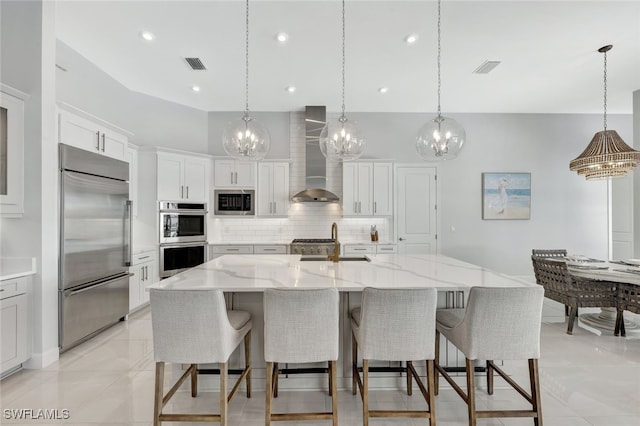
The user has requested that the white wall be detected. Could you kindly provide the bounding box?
[56,40,208,152]
[0,0,59,367]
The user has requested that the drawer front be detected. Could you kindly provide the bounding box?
[343,245,375,255]
[254,245,287,254]
[376,244,397,253]
[0,276,30,300]
[132,251,156,266]
[209,245,254,254]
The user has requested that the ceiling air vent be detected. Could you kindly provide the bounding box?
[185,57,207,71]
[473,60,501,74]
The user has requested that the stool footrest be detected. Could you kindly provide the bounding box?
[476,410,539,419]
[270,412,334,421]
[159,413,221,422]
[370,410,431,418]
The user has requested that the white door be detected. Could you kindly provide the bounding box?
[271,163,289,216]
[257,163,273,215]
[396,166,437,254]
[101,130,127,161]
[357,163,374,215]
[611,174,634,259]
[157,154,183,201]
[373,163,393,216]
[183,157,208,202]
[342,163,358,215]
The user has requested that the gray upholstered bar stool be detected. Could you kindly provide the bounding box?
[351,287,438,426]
[434,286,544,426]
[150,288,252,426]
[263,288,339,425]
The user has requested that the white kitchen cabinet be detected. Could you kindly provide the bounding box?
[125,146,138,217]
[375,244,397,254]
[343,244,397,255]
[58,109,128,161]
[0,85,27,217]
[214,160,256,187]
[129,250,157,312]
[157,152,210,202]
[1,275,31,375]
[253,245,288,254]
[343,162,392,217]
[209,245,254,260]
[372,163,393,216]
[343,163,373,216]
[258,162,289,216]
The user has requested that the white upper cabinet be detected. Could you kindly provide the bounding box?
[0,85,27,217]
[258,162,289,216]
[372,163,393,216]
[343,162,392,217]
[214,159,256,187]
[157,152,210,202]
[58,109,128,161]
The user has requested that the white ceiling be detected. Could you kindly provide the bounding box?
[55,0,640,114]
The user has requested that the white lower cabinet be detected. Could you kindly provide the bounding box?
[129,250,157,312]
[343,244,397,255]
[209,244,288,260]
[1,275,31,375]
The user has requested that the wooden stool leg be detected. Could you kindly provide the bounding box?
[273,362,279,398]
[265,362,273,426]
[244,331,252,398]
[330,360,338,426]
[529,359,543,426]
[220,362,228,426]
[362,359,369,426]
[434,330,440,395]
[328,361,333,396]
[426,359,437,426]
[153,362,164,426]
[191,364,198,397]
[406,361,413,396]
[352,332,358,395]
[466,358,477,426]
[486,360,494,395]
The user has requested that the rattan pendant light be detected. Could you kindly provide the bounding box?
[570,45,640,179]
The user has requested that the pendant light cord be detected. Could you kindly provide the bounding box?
[436,0,442,118]
[244,0,250,116]
[341,0,346,119]
[603,49,607,131]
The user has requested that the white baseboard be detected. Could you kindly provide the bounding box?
[23,346,59,369]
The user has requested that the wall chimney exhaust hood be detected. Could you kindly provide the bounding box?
[291,106,340,203]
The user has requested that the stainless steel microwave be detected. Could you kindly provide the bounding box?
[159,201,207,244]
[214,189,255,216]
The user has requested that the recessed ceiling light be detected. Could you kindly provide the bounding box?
[404,34,418,45]
[286,86,296,93]
[140,31,155,41]
[192,85,201,92]
[378,87,389,94]
[276,32,289,43]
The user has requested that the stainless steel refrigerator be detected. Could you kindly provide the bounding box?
[59,143,132,351]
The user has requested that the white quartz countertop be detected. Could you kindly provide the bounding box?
[148,254,534,292]
[0,257,37,281]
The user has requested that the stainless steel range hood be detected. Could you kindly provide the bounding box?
[291,106,340,203]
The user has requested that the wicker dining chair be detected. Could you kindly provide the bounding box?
[531,249,570,315]
[531,257,617,334]
[615,283,640,337]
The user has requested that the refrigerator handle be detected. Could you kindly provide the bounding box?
[125,200,133,266]
[66,273,134,297]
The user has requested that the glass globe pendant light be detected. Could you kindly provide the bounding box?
[416,0,465,161]
[319,0,365,161]
[222,0,270,160]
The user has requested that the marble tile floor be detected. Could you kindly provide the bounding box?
[1,307,639,425]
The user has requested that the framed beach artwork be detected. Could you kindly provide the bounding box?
[482,172,531,220]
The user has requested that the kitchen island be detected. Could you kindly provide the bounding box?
[148,254,536,391]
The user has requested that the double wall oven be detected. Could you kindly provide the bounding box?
[159,201,208,278]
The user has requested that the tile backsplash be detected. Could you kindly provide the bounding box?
[209,112,393,244]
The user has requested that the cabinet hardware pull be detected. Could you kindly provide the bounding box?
[399,237,405,241]
[186,186,189,199]
[181,185,184,199]
[235,172,238,184]
[138,255,150,260]
[227,248,240,251]
[374,201,377,214]
[101,133,106,152]
[354,202,357,213]
[95,131,100,150]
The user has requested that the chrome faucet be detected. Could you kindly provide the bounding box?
[329,222,340,262]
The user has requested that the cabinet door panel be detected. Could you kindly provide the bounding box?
[357,163,374,215]
[183,158,208,202]
[157,154,183,201]
[1,294,28,373]
[342,163,358,215]
[257,163,273,215]
[59,112,100,154]
[214,160,235,186]
[101,130,127,161]
[271,163,289,216]
[373,163,393,216]
[234,162,255,187]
